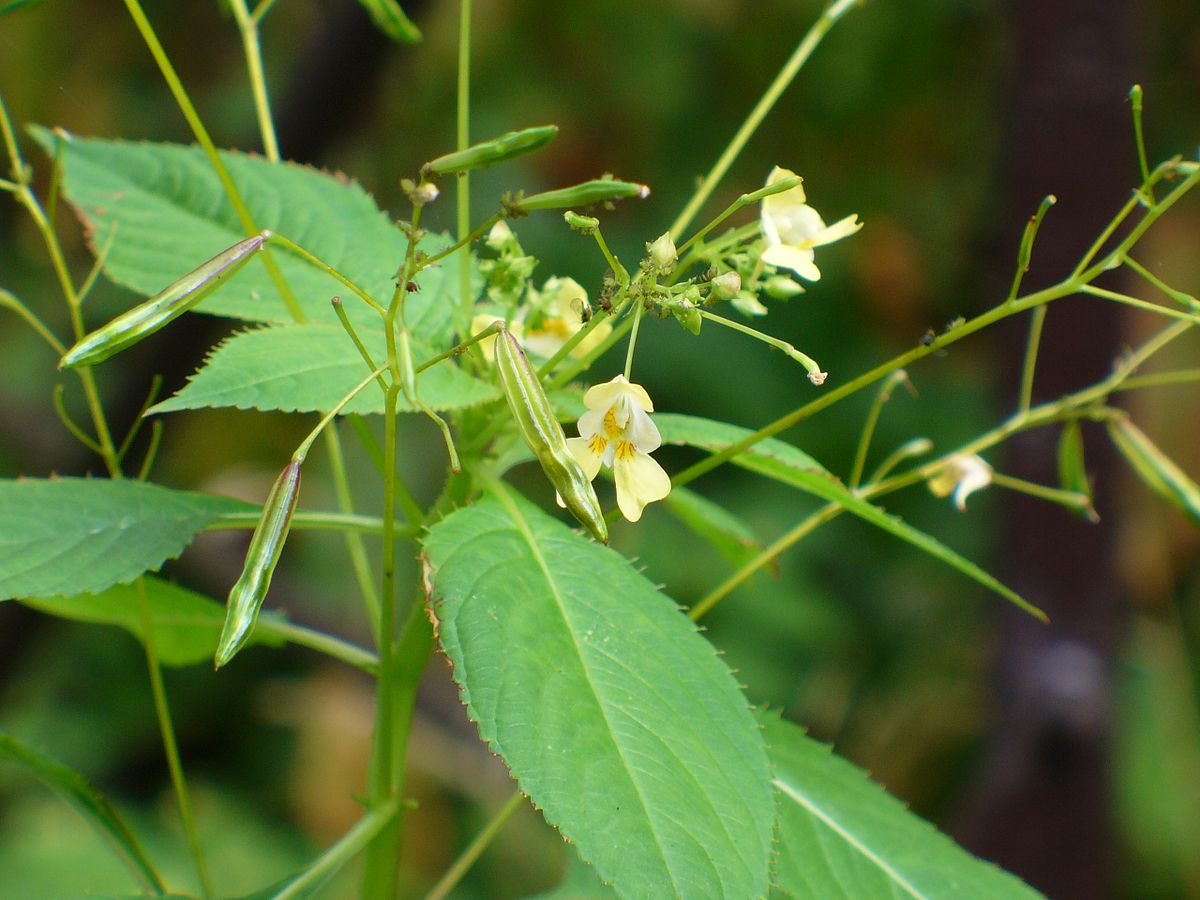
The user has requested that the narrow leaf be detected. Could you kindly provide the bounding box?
[1108,415,1200,528]
[18,577,284,668]
[1056,420,1097,521]
[424,490,774,898]
[763,712,1042,898]
[0,478,254,599]
[665,485,766,571]
[149,323,498,416]
[0,731,166,894]
[657,414,1045,620]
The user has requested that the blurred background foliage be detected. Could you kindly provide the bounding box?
[1,0,1199,897]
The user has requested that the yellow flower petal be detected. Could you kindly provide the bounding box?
[614,450,671,522]
[761,244,821,281]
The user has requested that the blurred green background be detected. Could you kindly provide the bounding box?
[2,0,1199,897]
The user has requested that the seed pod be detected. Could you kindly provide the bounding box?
[493,325,608,543]
[215,460,302,668]
[512,179,650,213]
[1108,415,1200,527]
[423,125,559,176]
[61,231,270,368]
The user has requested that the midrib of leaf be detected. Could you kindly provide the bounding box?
[773,775,926,900]
[488,486,679,894]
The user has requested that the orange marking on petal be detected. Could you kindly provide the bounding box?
[614,440,636,461]
[603,408,623,438]
[588,434,608,455]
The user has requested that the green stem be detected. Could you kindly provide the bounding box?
[120,0,304,322]
[623,300,645,379]
[688,322,1193,620]
[457,0,474,334]
[1018,305,1047,414]
[211,509,392,535]
[1080,284,1200,324]
[698,309,824,378]
[1123,255,1199,309]
[323,426,383,638]
[990,471,1092,514]
[1116,368,1200,392]
[275,799,401,899]
[418,212,501,272]
[668,0,860,238]
[424,790,526,900]
[228,0,281,162]
[848,370,910,489]
[0,289,65,354]
[258,618,379,674]
[675,175,801,259]
[271,233,386,314]
[134,579,214,898]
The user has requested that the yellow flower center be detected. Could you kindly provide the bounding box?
[602,408,624,439]
[614,440,636,462]
[587,434,608,456]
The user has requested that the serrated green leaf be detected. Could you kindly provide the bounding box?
[665,485,765,570]
[149,323,498,415]
[657,414,1045,620]
[531,850,615,898]
[424,489,774,898]
[0,479,254,600]
[1108,415,1200,528]
[0,731,166,894]
[34,131,456,342]
[19,576,284,667]
[762,712,1042,899]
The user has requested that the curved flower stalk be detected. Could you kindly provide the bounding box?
[928,454,994,511]
[760,165,862,281]
[568,375,671,522]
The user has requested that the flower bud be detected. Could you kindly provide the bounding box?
[764,275,805,301]
[648,232,677,270]
[61,232,270,368]
[711,271,741,300]
[423,125,559,176]
[511,179,650,213]
[486,220,516,250]
[215,460,302,668]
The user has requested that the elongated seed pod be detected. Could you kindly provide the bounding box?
[215,460,302,668]
[513,179,650,213]
[60,231,270,368]
[494,325,608,543]
[1107,415,1200,526]
[423,125,559,176]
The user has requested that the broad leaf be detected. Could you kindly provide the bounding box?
[0,478,253,599]
[424,489,774,898]
[150,323,498,416]
[19,577,286,668]
[763,713,1041,898]
[36,131,457,342]
[656,414,1044,620]
[0,731,166,894]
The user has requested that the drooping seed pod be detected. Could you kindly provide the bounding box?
[1107,415,1200,527]
[60,231,270,368]
[493,325,608,543]
[215,460,302,669]
[511,179,650,214]
[423,125,559,177]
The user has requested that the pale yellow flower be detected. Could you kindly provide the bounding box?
[928,454,993,511]
[760,165,862,281]
[567,375,670,522]
[523,276,611,359]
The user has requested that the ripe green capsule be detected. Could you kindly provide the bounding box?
[215,460,302,669]
[512,179,650,213]
[423,125,559,177]
[493,325,608,543]
[60,231,270,368]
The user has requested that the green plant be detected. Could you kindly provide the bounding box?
[2,1,1198,897]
